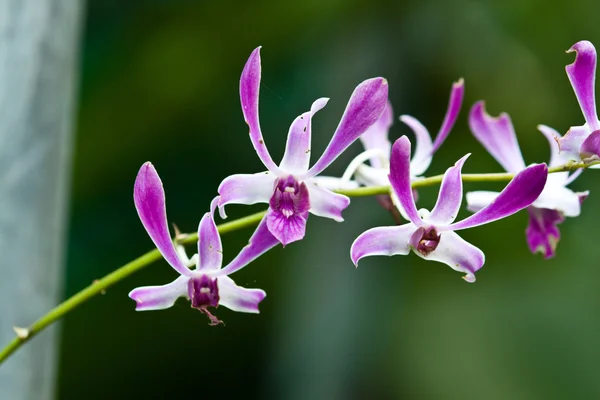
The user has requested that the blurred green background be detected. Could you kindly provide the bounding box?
[58,0,600,398]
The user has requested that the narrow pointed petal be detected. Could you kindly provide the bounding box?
[359,100,394,168]
[417,231,484,283]
[217,172,276,218]
[219,215,280,276]
[306,183,350,222]
[266,209,307,246]
[526,206,564,259]
[566,41,599,130]
[355,164,390,186]
[351,224,415,265]
[218,276,266,313]
[428,154,470,225]
[128,275,189,311]
[134,162,192,276]
[306,78,389,177]
[448,163,548,231]
[469,102,526,173]
[537,124,570,185]
[465,190,499,213]
[432,78,465,153]
[240,47,280,172]
[580,129,600,161]
[280,98,329,174]
[197,197,223,271]
[389,136,421,225]
[401,115,433,177]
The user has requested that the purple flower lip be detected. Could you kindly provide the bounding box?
[188,275,220,309]
[410,226,441,256]
[217,47,388,245]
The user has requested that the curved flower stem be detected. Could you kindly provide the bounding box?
[0,160,595,365]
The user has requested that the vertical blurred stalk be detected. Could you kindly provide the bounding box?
[0,1,83,398]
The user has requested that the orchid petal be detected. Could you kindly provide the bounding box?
[389,136,421,225]
[428,154,470,225]
[359,100,394,168]
[469,102,526,173]
[134,162,192,277]
[537,124,570,186]
[240,47,280,172]
[448,163,548,231]
[219,215,279,276]
[580,129,600,161]
[351,224,415,265]
[280,98,329,174]
[217,172,276,218]
[306,183,350,222]
[197,197,223,271]
[465,190,499,213]
[416,231,483,283]
[432,78,465,153]
[566,41,599,130]
[355,164,389,187]
[218,275,266,314]
[401,115,433,177]
[310,176,360,190]
[526,206,564,259]
[305,78,389,177]
[128,275,189,311]
[557,125,589,160]
[266,209,307,246]
[533,184,582,218]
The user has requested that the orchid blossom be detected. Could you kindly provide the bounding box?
[351,136,548,282]
[557,40,600,163]
[348,79,464,187]
[217,47,388,246]
[129,162,270,325]
[466,102,588,258]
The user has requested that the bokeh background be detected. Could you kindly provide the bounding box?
[55,0,600,398]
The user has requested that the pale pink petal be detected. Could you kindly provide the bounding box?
[307,182,350,222]
[217,172,276,218]
[218,276,266,314]
[128,275,189,311]
[351,224,416,265]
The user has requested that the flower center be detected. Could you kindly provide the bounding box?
[187,275,223,326]
[269,175,310,219]
[413,226,440,256]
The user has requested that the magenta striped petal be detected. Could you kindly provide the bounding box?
[428,154,469,225]
[432,78,464,153]
[447,163,548,231]
[389,136,421,225]
[469,102,526,173]
[134,162,191,276]
[279,98,329,174]
[351,224,415,265]
[566,41,599,130]
[197,197,222,271]
[359,100,394,168]
[305,77,389,177]
[128,275,189,311]
[219,215,280,276]
[240,47,280,173]
[218,276,266,313]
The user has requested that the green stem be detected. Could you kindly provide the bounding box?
[0,160,594,365]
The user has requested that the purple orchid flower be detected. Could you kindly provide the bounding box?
[351,136,548,282]
[557,40,600,163]
[349,79,464,187]
[217,47,388,246]
[129,162,271,325]
[466,102,588,258]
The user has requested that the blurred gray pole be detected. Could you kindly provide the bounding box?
[0,1,83,399]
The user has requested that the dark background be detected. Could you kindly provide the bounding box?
[58,0,600,398]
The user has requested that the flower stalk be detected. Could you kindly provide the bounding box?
[0,159,595,366]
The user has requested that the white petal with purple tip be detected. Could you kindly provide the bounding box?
[306,183,350,222]
[351,224,415,265]
[217,172,276,218]
[428,154,469,225]
[218,276,266,314]
[197,197,223,271]
[128,275,189,311]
